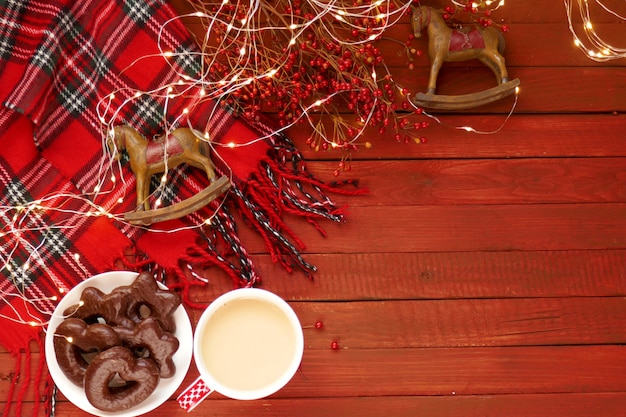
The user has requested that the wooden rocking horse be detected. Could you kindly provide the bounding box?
[107,125,230,225]
[411,5,520,110]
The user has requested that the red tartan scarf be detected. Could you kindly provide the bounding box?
[0,1,362,415]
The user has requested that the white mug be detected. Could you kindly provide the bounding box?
[177,288,304,411]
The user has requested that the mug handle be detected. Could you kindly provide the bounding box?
[177,376,214,412]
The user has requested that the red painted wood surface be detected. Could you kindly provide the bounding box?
[2,0,625,415]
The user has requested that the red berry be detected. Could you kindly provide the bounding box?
[315,321,324,329]
[330,341,340,350]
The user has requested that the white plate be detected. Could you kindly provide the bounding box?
[45,271,193,416]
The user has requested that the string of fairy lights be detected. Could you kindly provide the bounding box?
[565,0,626,62]
[4,0,623,327]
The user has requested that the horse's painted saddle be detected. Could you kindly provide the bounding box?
[449,28,485,52]
[145,135,185,165]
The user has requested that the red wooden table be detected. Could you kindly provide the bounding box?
[2,0,626,415]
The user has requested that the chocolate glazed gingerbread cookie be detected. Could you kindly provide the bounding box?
[63,286,136,328]
[115,317,179,378]
[121,271,182,333]
[53,318,121,386]
[84,346,160,413]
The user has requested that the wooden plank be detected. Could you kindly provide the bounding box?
[175,21,626,67]
[229,67,625,114]
[247,250,626,301]
[7,346,626,400]
[235,204,626,254]
[430,67,626,113]
[355,24,626,68]
[327,66,626,113]
[172,0,626,24]
[24,297,626,352]
[293,114,626,160]
[49,392,626,417]
[282,346,626,397]
[183,297,626,349]
[305,158,626,206]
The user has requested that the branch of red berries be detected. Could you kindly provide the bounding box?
[184,0,508,173]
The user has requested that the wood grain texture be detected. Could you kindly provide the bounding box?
[48,392,626,417]
[5,0,624,415]
[294,114,626,160]
[234,204,626,253]
[305,158,626,206]
[4,346,625,399]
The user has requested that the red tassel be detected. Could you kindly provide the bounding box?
[2,349,21,417]
[15,346,32,417]
[32,335,50,417]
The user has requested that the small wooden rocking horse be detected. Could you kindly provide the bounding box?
[411,6,520,110]
[107,125,230,225]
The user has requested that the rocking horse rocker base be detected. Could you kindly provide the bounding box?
[123,175,231,226]
[413,77,520,110]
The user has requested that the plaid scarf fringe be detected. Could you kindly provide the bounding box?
[182,133,367,285]
[0,330,53,417]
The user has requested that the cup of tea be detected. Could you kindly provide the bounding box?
[177,288,304,411]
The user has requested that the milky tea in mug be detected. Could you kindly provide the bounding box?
[183,289,304,407]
